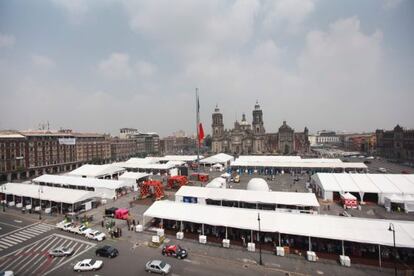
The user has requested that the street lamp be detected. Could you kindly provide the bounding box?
[257,213,263,265]
[38,185,43,220]
[1,184,6,212]
[388,223,397,276]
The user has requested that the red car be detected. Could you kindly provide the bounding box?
[161,245,188,259]
[401,170,411,174]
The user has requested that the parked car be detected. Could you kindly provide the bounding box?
[363,160,371,164]
[73,259,103,272]
[70,224,92,235]
[56,221,73,231]
[377,167,387,173]
[162,245,188,259]
[48,246,74,257]
[366,156,375,160]
[95,245,119,258]
[0,271,14,276]
[145,260,171,275]
[401,170,411,174]
[85,230,106,241]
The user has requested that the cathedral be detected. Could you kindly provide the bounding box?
[211,101,310,155]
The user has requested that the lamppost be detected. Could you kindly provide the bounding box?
[257,213,263,265]
[38,185,43,220]
[388,223,397,276]
[1,184,6,212]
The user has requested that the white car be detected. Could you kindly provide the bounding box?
[85,230,106,241]
[377,167,387,173]
[56,221,73,231]
[73,259,103,272]
[70,225,92,235]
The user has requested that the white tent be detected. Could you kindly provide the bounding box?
[144,201,414,248]
[200,153,234,165]
[247,178,270,192]
[384,194,414,213]
[67,164,125,179]
[206,177,227,189]
[175,186,320,208]
[312,173,414,205]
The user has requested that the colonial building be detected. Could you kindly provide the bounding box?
[110,137,138,161]
[0,129,112,183]
[211,102,310,155]
[376,125,414,161]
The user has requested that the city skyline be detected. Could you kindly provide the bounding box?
[1,0,414,136]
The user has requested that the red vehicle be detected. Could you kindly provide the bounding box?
[189,173,209,182]
[161,245,188,259]
[114,208,129,220]
[401,170,411,174]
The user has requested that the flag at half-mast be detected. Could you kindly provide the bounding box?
[196,91,204,143]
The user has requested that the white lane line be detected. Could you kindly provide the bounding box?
[0,236,45,271]
[5,235,58,272]
[43,243,96,276]
[0,238,17,246]
[0,222,41,238]
[21,237,71,275]
[0,221,21,229]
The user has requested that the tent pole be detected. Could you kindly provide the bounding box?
[278,232,281,247]
[251,230,253,243]
[225,227,228,239]
[342,240,345,256]
[180,221,183,232]
[308,236,311,251]
[378,244,382,268]
[202,224,204,235]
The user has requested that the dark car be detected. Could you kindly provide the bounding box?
[363,160,371,164]
[162,245,188,259]
[104,207,118,218]
[95,245,119,258]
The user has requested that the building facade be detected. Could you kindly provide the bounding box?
[110,138,138,161]
[376,125,414,161]
[0,130,112,183]
[211,102,310,155]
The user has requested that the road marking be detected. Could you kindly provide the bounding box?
[0,221,21,229]
[0,222,41,238]
[13,220,23,223]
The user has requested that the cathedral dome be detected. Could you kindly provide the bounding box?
[247,178,269,192]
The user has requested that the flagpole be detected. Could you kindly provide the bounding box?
[196,88,200,173]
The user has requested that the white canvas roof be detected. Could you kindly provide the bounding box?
[67,164,125,178]
[231,156,367,169]
[175,186,320,207]
[2,183,96,204]
[121,163,176,170]
[34,174,126,190]
[159,155,203,162]
[313,173,414,196]
[119,172,150,181]
[144,201,414,248]
[200,153,234,165]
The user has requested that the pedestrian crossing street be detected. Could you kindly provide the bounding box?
[0,223,54,251]
[0,233,95,276]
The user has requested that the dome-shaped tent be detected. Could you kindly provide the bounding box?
[247,178,269,192]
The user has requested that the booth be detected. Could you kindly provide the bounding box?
[341,192,358,209]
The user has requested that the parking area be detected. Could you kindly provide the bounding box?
[0,233,95,276]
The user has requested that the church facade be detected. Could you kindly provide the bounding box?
[211,102,310,155]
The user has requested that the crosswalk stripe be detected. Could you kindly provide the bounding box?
[3,236,24,243]
[0,239,17,246]
[19,230,38,237]
[0,244,8,249]
[13,232,31,239]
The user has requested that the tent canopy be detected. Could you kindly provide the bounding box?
[67,164,125,178]
[175,186,320,207]
[34,174,126,190]
[2,183,96,204]
[144,201,414,248]
[200,153,234,165]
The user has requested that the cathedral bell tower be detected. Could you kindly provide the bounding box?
[212,105,224,153]
[252,100,265,135]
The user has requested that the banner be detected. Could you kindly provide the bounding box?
[58,138,76,145]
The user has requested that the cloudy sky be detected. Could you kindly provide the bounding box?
[0,0,413,136]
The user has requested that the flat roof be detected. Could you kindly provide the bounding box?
[2,183,96,204]
[144,201,414,248]
[33,174,126,190]
[175,186,320,207]
[119,172,150,180]
[67,164,125,178]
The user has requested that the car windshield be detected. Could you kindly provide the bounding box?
[89,260,96,265]
[95,231,102,235]
[159,261,166,268]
